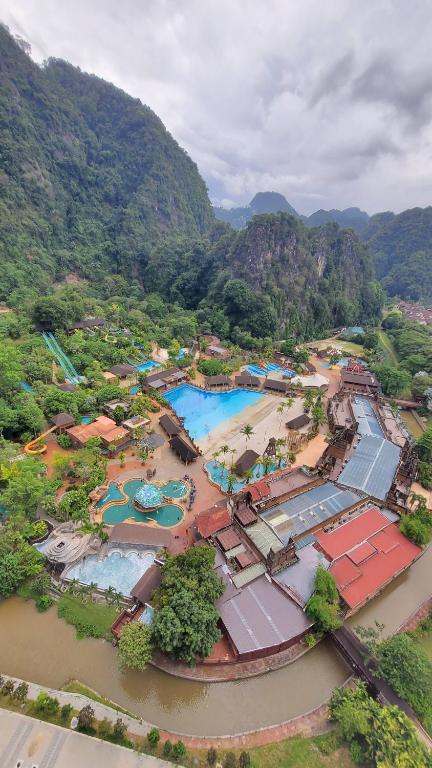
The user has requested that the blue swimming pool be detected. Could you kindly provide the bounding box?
[81,415,93,425]
[206,459,286,493]
[129,385,140,395]
[164,384,265,440]
[247,362,281,376]
[136,360,160,373]
[65,550,155,596]
[95,482,124,508]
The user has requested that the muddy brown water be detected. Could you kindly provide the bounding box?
[0,545,431,737]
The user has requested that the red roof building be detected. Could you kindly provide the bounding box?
[195,505,232,539]
[248,480,271,503]
[315,508,421,613]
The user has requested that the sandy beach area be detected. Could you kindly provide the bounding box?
[199,393,306,457]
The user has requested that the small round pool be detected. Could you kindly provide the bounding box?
[81,416,93,425]
[134,484,163,509]
[150,504,183,526]
[161,480,188,499]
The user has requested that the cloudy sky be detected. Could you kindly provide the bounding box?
[2,0,432,214]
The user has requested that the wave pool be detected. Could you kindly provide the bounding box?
[65,550,155,596]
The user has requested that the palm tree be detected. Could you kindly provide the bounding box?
[311,402,326,430]
[262,456,274,475]
[240,424,254,450]
[276,451,285,468]
[229,448,237,468]
[244,468,254,485]
[212,450,220,468]
[285,396,294,410]
[118,451,126,468]
[227,473,237,494]
[220,445,230,459]
[277,403,285,428]
[105,585,115,606]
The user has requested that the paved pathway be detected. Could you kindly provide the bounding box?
[0,709,175,768]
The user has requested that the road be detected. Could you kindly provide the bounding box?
[0,709,175,768]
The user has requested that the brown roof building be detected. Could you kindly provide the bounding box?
[286,413,311,430]
[109,522,173,551]
[205,374,232,387]
[169,435,199,463]
[216,528,242,552]
[340,369,380,393]
[235,449,260,476]
[159,414,181,437]
[235,373,261,388]
[130,563,162,605]
[51,412,75,430]
[110,363,136,378]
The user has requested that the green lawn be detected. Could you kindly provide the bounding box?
[377,329,399,365]
[57,595,118,640]
[310,337,365,357]
[192,733,353,768]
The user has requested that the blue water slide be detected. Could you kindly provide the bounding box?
[48,332,81,381]
[42,333,79,384]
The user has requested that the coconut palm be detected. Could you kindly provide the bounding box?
[229,448,237,468]
[277,403,285,428]
[240,424,254,449]
[262,456,274,475]
[227,473,237,494]
[220,445,230,458]
[244,468,255,485]
[105,585,115,606]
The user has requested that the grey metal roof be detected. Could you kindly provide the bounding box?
[261,482,361,543]
[274,543,329,605]
[217,574,312,654]
[338,435,400,500]
[351,396,384,438]
[246,519,284,556]
[232,562,266,588]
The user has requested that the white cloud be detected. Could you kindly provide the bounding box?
[2,0,432,213]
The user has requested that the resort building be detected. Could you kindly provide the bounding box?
[314,507,422,614]
[340,369,380,395]
[66,415,130,453]
[108,522,173,553]
[50,412,75,433]
[122,414,149,433]
[169,434,200,463]
[109,363,136,379]
[286,413,311,431]
[234,373,261,388]
[103,399,130,419]
[206,343,230,359]
[234,449,260,476]
[143,367,188,392]
[205,374,232,388]
[159,413,182,437]
[67,317,106,332]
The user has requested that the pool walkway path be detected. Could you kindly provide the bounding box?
[0,674,332,749]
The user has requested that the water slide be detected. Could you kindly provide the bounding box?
[41,332,80,384]
[24,425,57,455]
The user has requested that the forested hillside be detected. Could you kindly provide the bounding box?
[0,25,212,300]
[146,214,384,343]
[1,26,384,343]
[366,208,432,302]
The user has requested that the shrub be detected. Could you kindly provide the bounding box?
[350,740,366,765]
[147,727,160,749]
[29,520,48,541]
[57,434,72,449]
[162,740,172,757]
[98,717,112,739]
[112,718,127,742]
[2,680,15,696]
[13,682,29,701]
[31,572,51,595]
[239,751,251,768]
[60,703,73,722]
[77,704,95,731]
[36,595,53,612]
[207,746,217,765]
[224,752,237,768]
[34,691,59,716]
[172,740,186,761]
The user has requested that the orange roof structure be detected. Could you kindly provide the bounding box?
[67,415,127,445]
[248,480,271,502]
[196,505,232,539]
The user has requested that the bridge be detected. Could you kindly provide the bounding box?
[330,625,432,749]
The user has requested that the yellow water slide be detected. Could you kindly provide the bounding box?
[24,426,57,455]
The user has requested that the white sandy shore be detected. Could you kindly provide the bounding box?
[199,394,306,457]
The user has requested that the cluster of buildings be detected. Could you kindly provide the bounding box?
[398,301,432,326]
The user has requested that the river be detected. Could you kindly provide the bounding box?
[0,544,431,737]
